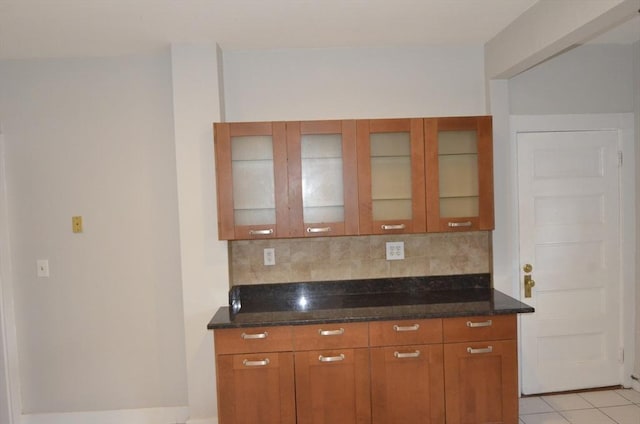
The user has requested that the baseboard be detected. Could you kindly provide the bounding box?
[21,406,189,424]
[632,378,640,392]
[186,418,217,424]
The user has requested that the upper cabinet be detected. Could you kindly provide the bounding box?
[425,116,494,232]
[214,122,289,240]
[287,120,359,238]
[214,116,494,240]
[357,119,426,234]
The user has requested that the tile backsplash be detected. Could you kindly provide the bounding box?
[229,232,491,286]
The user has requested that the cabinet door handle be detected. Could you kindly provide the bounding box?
[318,328,345,336]
[448,221,472,228]
[241,331,268,340]
[318,354,345,362]
[466,320,492,328]
[393,324,420,332]
[394,350,421,359]
[381,224,406,231]
[249,228,274,235]
[306,226,332,233]
[242,358,270,367]
[467,346,493,355]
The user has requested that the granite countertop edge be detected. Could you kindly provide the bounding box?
[207,275,534,329]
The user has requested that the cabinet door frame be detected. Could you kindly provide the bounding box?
[214,122,289,240]
[357,118,426,234]
[286,120,359,238]
[443,339,518,424]
[370,344,445,424]
[425,116,494,232]
[216,351,296,424]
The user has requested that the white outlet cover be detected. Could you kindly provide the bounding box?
[263,248,275,266]
[385,242,405,261]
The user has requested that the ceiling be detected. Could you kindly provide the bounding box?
[0,1,637,60]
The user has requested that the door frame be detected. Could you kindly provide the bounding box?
[0,132,21,424]
[509,114,636,391]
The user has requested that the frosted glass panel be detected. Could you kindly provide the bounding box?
[439,154,478,197]
[232,160,275,210]
[234,209,276,226]
[438,131,477,155]
[304,206,344,223]
[231,135,274,160]
[301,134,342,158]
[301,134,344,223]
[373,199,412,220]
[231,135,276,226]
[370,132,411,156]
[440,197,479,218]
[371,157,412,199]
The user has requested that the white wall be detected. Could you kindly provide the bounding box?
[509,44,635,114]
[223,46,486,121]
[0,54,188,414]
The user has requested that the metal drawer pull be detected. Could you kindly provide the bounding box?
[249,228,274,235]
[381,224,406,230]
[319,354,345,363]
[394,350,421,359]
[307,226,332,233]
[318,328,345,336]
[466,320,492,328]
[393,324,420,332]
[241,331,268,340]
[467,346,493,355]
[243,358,270,367]
[448,221,472,228]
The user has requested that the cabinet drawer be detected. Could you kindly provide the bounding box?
[443,315,516,343]
[293,322,369,351]
[214,326,293,354]
[369,319,442,347]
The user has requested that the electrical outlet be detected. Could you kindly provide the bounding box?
[386,242,405,261]
[263,248,275,266]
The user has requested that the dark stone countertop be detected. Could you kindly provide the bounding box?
[207,273,534,329]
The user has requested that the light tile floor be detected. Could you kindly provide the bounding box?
[519,388,640,424]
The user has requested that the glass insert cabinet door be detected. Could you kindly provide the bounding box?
[286,120,358,237]
[214,122,289,240]
[357,118,426,234]
[425,116,494,232]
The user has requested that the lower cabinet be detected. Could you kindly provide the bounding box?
[216,352,296,424]
[213,315,519,424]
[444,340,518,424]
[295,348,371,424]
[370,344,445,424]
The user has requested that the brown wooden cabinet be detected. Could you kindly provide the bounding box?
[425,116,494,232]
[213,316,517,424]
[214,326,295,424]
[293,323,371,424]
[356,118,426,234]
[443,315,518,424]
[369,319,445,424]
[214,115,494,239]
[214,122,289,240]
[286,120,359,238]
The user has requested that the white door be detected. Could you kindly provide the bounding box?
[518,129,622,395]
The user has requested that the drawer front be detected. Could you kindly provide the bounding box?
[443,315,516,343]
[293,322,369,351]
[369,318,442,347]
[214,326,293,354]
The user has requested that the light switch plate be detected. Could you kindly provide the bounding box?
[386,242,405,261]
[37,259,50,277]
